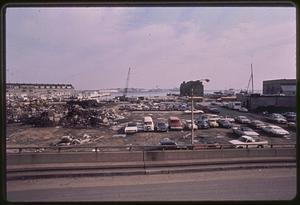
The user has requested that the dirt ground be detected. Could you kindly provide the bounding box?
[6,108,296,149]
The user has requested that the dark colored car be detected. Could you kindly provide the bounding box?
[207,107,220,114]
[197,120,210,129]
[283,112,296,122]
[155,122,169,132]
[194,138,221,149]
[217,119,232,128]
[232,126,259,137]
[159,138,178,150]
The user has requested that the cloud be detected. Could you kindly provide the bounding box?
[6,7,296,90]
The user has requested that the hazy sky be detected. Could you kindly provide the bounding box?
[6,7,296,90]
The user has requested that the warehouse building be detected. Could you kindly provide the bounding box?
[6,83,75,97]
[263,79,296,96]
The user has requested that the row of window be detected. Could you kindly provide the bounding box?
[8,85,73,89]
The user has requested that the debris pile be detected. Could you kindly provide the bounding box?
[50,134,94,146]
[7,96,127,128]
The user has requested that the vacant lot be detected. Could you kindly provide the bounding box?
[6,108,296,149]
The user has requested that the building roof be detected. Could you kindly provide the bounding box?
[263,79,296,84]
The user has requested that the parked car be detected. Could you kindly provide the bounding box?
[249,120,266,129]
[208,119,219,128]
[194,140,221,149]
[124,122,138,134]
[217,119,232,128]
[262,125,290,136]
[206,107,220,114]
[155,121,169,132]
[265,113,287,124]
[232,126,259,137]
[143,116,155,131]
[287,122,296,130]
[235,116,251,124]
[282,112,296,122]
[159,138,178,150]
[197,120,210,129]
[183,109,204,114]
[183,119,198,130]
[229,136,268,148]
[239,107,248,112]
[220,115,235,123]
[168,116,184,131]
[199,114,221,121]
[136,122,144,132]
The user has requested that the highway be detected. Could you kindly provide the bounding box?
[7,167,296,202]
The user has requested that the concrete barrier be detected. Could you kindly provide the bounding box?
[6,148,296,165]
[143,149,283,161]
[7,151,144,165]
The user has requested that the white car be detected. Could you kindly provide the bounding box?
[183,110,204,114]
[184,120,198,130]
[201,114,221,121]
[239,107,248,112]
[265,113,287,124]
[124,122,138,134]
[208,119,219,128]
[262,125,289,136]
[220,116,235,123]
[250,120,266,129]
[235,116,251,124]
[232,126,259,136]
[229,136,268,148]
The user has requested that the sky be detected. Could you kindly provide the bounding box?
[5,6,296,91]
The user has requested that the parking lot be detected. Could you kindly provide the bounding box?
[6,100,296,150]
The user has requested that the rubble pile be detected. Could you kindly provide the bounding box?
[7,97,127,129]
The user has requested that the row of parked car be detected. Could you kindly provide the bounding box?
[264,112,296,124]
[123,111,292,137]
[124,116,185,134]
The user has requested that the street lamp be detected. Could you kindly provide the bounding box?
[189,79,210,145]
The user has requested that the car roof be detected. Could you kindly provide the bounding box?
[169,116,180,120]
[240,135,254,140]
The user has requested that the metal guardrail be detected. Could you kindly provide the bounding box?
[6,143,296,154]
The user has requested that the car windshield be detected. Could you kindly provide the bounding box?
[128,123,136,127]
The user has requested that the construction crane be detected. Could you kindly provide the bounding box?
[120,67,131,101]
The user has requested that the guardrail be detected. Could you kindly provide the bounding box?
[6,143,296,154]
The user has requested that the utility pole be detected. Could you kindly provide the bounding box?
[123,67,131,99]
[251,63,254,94]
[191,88,194,145]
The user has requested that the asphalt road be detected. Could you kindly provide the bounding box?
[7,167,296,202]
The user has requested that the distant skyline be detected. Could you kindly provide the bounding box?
[6,6,296,91]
